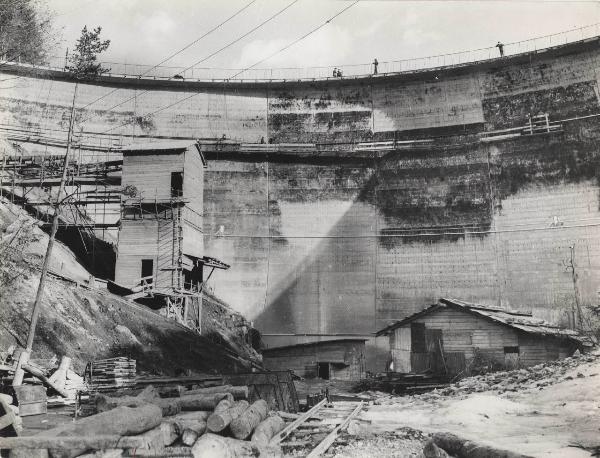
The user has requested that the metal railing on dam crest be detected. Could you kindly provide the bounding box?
[2,22,600,83]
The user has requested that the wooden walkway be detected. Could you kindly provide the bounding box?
[271,399,364,456]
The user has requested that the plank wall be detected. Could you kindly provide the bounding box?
[182,148,205,258]
[263,341,365,380]
[121,152,185,201]
[115,219,159,288]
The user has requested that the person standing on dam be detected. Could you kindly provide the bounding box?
[496,41,505,57]
[373,58,379,74]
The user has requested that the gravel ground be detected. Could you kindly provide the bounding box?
[325,428,428,458]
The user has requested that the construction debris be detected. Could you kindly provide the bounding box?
[427,432,534,458]
[21,364,69,399]
[437,351,599,397]
[366,351,600,405]
[86,357,136,390]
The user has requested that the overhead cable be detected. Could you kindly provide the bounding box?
[100,0,357,135]
[83,0,300,126]
[228,0,360,80]
[78,0,258,112]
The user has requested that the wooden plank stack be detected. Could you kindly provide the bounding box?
[88,357,136,390]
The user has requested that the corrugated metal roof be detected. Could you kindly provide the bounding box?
[377,297,594,346]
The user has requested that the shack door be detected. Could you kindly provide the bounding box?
[141,259,153,284]
[410,323,428,372]
[425,329,445,374]
[391,327,411,373]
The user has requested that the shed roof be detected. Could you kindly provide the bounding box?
[120,141,206,166]
[376,298,593,346]
[262,338,367,354]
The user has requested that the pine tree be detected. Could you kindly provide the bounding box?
[66,26,111,78]
[0,0,56,64]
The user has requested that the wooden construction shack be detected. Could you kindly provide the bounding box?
[262,339,366,381]
[377,298,591,376]
[113,141,229,326]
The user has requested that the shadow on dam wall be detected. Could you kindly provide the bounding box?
[251,119,600,353]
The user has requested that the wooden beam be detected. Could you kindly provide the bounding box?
[270,397,327,445]
[21,364,69,398]
[306,402,363,457]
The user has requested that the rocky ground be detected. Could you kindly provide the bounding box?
[325,428,428,458]
[300,350,600,457]
[344,350,600,458]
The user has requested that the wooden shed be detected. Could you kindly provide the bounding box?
[115,141,207,292]
[112,141,229,327]
[262,339,366,381]
[377,298,591,376]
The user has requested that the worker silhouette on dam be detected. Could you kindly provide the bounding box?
[496,41,505,57]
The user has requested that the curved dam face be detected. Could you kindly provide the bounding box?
[2,39,600,368]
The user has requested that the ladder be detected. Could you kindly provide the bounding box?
[156,201,184,290]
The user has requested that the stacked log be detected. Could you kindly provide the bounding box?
[251,415,286,445]
[178,392,234,411]
[192,433,282,458]
[6,382,288,457]
[184,385,249,400]
[207,400,249,433]
[230,400,269,440]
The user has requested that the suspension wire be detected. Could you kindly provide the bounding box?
[98,0,363,136]
[83,0,301,129]
[78,0,258,113]
[228,0,360,80]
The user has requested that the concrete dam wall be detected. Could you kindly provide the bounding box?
[2,39,600,368]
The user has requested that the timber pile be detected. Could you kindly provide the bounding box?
[1,383,288,457]
[87,357,136,390]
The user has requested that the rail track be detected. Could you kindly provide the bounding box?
[271,399,364,457]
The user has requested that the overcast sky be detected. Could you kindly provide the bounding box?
[47,0,600,71]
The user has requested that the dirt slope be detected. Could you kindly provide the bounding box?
[0,199,258,375]
[360,351,600,457]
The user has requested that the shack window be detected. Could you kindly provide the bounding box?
[141,259,153,284]
[504,346,520,354]
[171,172,184,197]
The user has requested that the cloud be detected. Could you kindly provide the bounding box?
[135,10,176,42]
[235,23,356,72]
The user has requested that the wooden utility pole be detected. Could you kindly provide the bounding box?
[13,83,78,387]
[566,244,584,331]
